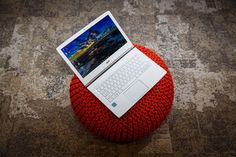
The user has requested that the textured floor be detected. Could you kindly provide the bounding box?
[0,0,236,156]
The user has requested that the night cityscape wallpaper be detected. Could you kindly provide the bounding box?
[62,15,127,77]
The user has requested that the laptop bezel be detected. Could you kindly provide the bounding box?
[56,11,133,86]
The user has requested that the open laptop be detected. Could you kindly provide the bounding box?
[56,11,167,118]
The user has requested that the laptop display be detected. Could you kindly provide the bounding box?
[61,15,127,77]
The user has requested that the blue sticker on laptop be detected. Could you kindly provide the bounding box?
[111,102,117,107]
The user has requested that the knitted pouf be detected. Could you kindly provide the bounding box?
[70,44,174,142]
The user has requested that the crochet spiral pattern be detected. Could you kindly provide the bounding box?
[70,44,174,142]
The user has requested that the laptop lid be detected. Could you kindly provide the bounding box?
[56,11,133,86]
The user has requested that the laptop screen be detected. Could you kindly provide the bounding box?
[61,15,127,78]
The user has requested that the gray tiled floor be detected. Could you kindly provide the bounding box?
[0,0,236,156]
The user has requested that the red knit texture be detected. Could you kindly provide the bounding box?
[70,44,174,142]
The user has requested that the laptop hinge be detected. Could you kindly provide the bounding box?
[86,46,135,87]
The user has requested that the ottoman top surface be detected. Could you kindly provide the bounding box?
[69,44,174,142]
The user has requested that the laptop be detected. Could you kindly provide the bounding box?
[56,11,167,118]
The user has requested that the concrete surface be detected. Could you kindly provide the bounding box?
[0,0,236,156]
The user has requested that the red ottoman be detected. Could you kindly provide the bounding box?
[70,44,174,142]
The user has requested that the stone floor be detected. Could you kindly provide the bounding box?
[0,0,236,156]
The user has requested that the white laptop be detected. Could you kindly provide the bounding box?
[57,11,167,118]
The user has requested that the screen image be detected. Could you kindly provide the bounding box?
[61,15,127,77]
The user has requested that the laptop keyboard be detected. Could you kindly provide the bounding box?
[96,54,150,102]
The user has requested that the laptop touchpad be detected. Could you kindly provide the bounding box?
[124,80,148,103]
